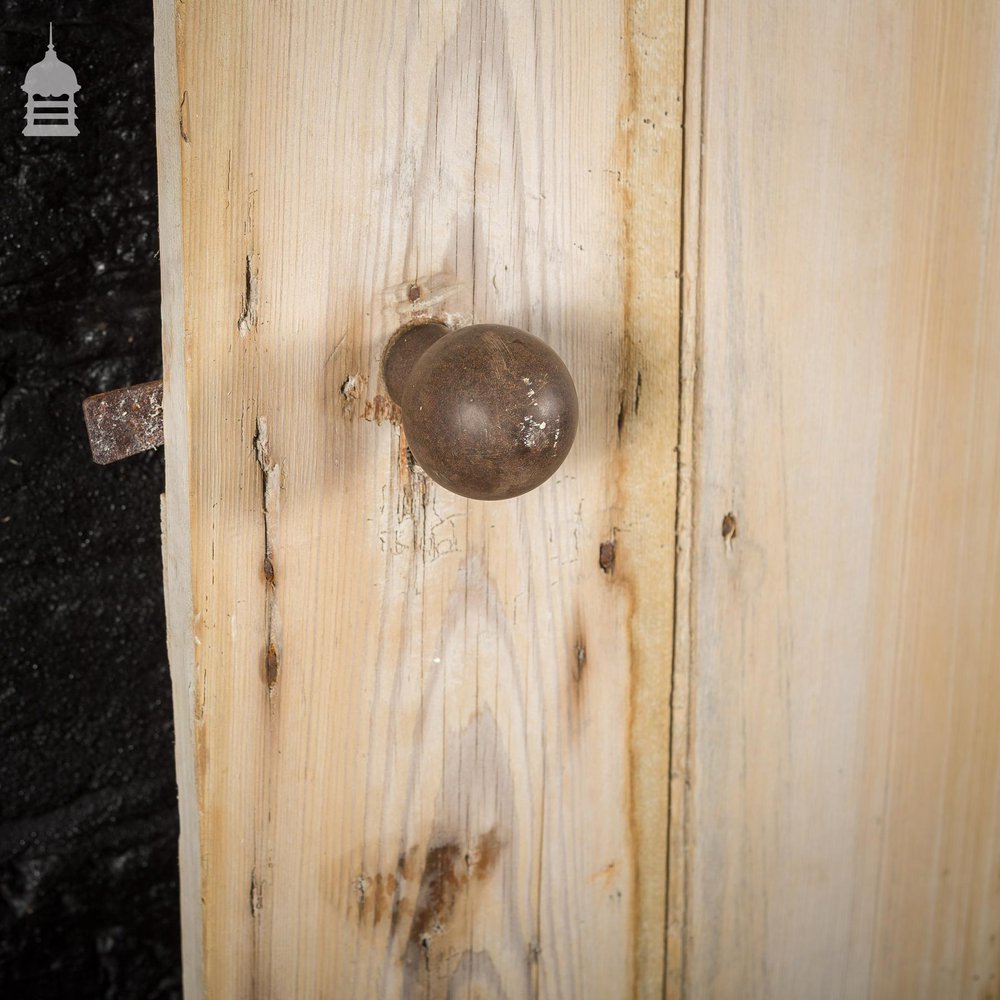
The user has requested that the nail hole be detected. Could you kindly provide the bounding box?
[599,540,616,573]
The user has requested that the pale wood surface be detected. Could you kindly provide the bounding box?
[154,1,683,997]
[154,0,203,993]
[680,2,1000,997]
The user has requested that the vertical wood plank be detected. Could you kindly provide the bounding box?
[621,2,685,996]
[154,1,683,996]
[682,1,1000,997]
[154,0,203,993]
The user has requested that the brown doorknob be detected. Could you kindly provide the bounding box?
[381,323,579,501]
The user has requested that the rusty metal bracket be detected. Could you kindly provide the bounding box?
[82,379,164,465]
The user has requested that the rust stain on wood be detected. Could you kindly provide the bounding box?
[371,872,398,926]
[340,374,401,426]
[362,394,401,426]
[405,828,505,966]
[409,842,463,946]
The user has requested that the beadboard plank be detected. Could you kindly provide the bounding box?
[680,2,1000,997]
[154,1,683,996]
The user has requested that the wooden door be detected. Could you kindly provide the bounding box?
[155,1,1000,997]
[154,1,683,996]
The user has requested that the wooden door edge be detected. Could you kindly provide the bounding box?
[153,0,204,996]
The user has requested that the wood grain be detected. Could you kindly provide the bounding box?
[154,0,202,993]
[680,2,1000,997]
[154,1,683,996]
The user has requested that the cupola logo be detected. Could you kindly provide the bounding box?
[22,23,81,137]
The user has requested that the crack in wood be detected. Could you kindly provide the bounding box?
[237,254,258,338]
[254,417,281,693]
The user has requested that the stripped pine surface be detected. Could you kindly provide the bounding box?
[154,1,683,996]
[677,2,1000,997]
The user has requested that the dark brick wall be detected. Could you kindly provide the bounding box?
[0,2,181,997]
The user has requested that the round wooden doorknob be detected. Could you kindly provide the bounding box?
[382,322,579,501]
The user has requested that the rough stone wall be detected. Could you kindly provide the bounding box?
[0,4,180,996]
